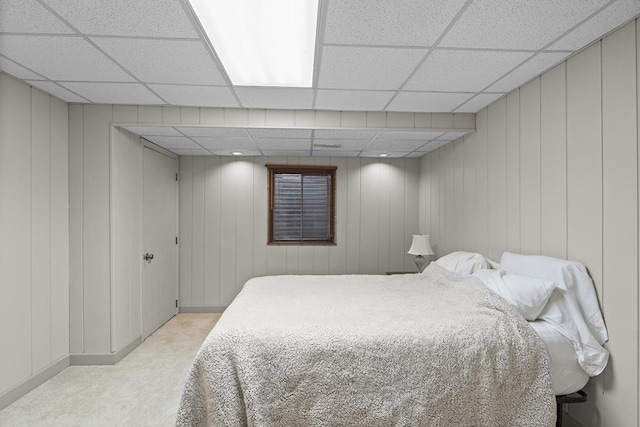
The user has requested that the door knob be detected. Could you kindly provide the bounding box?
[143,253,154,261]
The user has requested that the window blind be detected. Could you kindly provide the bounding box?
[267,165,336,244]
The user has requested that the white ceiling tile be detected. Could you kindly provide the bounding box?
[315,90,394,111]
[121,126,183,137]
[376,130,444,140]
[148,84,239,108]
[60,82,164,104]
[1,0,73,33]
[548,0,640,50]
[209,149,263,156]
[180,127,247,138]
[261,150,311,157]
[318,46,426,90]
[405,50,531,92]
[0,36,134,81]
[314,130,378,140]
[359,151,408,158]
[486,52,571,92]
[44,0,198,38]
[455,93,504,113]
[1,56,44,80]
[246,128,313,139]
[235,87,314,109]
[313,139,370,150]
[312,150,360,157]
[26,80,88,102]
[324,0,466,46]
[440,0,609,50]
[366,139,426,151]
[172,149,212,156]
[386,91,473,112]
[193,137,257,150]
[254,139,312,151]
[142,136,201,149]
[418,140,450,151]
[405,152,426,158]
[439,131,469,141]
[92,38,225,85]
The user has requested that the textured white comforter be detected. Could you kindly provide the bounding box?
[176,263,555,426]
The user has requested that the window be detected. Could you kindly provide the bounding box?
[267,165,336,245]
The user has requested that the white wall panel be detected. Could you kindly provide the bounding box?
[178,157,193,306]
[418,20,640,426]
[475,109,489,257]
[487,99,507,261]
[0,74,32,393]
[346,158,362,273]
[328,157,348,274]
[68,104,84,354]
[190,157,205,304]
[404,159,420,272]
[390,159,407,272]
[0,74,69,397]
[50,97,69,361]
[452,140,464,253]
[505,91,521,254]
[429,150,441,254]
[540,63,567,259]
[359,159,380,273]
[601,21,638,427]
[519,78,542,255]
[203,156,222,306]
[81,105,113,354]
[462,133,477,252]
[31,88,52,372]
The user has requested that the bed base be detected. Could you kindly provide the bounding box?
[556,390,587,427]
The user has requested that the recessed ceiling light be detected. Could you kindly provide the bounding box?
[188,0,319,87]
[231,151,243,156]
[379,153,389,158]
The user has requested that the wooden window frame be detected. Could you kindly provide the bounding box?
[267,164,337,245]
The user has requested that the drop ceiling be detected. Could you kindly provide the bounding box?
[1,0,639,157]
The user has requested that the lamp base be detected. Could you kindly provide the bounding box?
[414,255,427,273]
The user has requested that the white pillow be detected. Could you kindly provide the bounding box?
[434,251,491,276]
[499,252,607,344]
[472,270,557,321]
[499,252,609,376]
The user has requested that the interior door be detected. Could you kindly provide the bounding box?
[142,145,178,339]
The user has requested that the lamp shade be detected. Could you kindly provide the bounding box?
[408,235,434,256]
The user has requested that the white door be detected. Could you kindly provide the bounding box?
[142,146,178,339]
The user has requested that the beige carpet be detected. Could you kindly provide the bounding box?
[0,313,220,427]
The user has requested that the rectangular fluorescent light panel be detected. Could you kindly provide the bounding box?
[188,0,319,87]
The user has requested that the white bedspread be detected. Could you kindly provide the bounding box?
[176,263,555,426]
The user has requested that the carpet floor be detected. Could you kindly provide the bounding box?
[0,313,220,427]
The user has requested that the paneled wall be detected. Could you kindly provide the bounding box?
[179,156,420,308]
[69,104,146,355]
[0,74,69,397]
[419,20,639,427]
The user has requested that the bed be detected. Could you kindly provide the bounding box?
[176,252,608,427]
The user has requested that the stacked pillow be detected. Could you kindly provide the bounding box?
[433,250,609,376]
[472,269,557,321]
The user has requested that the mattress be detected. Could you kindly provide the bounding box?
[530,320,589,395]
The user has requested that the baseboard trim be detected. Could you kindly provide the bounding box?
[179,306,226,313]
[0,355,70,410]
[70,336,142,366]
